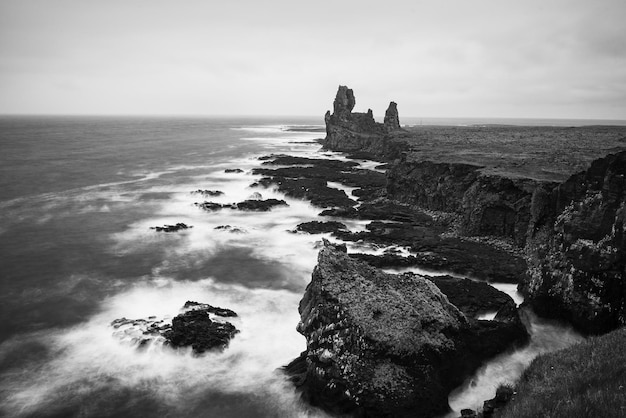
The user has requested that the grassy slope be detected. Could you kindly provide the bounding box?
[500,327,626,418]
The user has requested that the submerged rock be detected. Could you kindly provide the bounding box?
[191,189,224,197]
[234,198,288,211]
[110,301,239,354]
[287,242,527,417]
[295,221,347,234]
[150,223,192,232]
[224,168,244,173]
[195,199,289,212]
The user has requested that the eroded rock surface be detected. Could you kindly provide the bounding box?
[195,198,289,212]
[524,151,626,333]
[111,301,239,353]
[321,85,408,159]
[287,243,527,417]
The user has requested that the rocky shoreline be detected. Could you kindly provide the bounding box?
[282,86,626,417]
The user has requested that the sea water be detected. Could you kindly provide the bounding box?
[0,116,335,417]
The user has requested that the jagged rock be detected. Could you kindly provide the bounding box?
[287,243,528,418]
[234,198,288,211]
[321,85,408,159]
[386,159,548,247]
[252,155,385,209]
[523,151,626,334]
[214,225,246,233]
[253,176,356,209]
[164,309,239,353]
[195,201,224,211]
[195,199,289,212]
[384,101,401,132]
[191,189,224,197]
[150,223,192,232]
[110,301,239,354]
[182,301,238,317]
[482,385,515,418]
[295,221,347,234]
[428,275,516,319]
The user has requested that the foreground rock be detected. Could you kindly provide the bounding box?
[286,243,527,417]
[111,301,239,353]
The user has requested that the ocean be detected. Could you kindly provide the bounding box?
[0,116,337,417]
[0,116,586,417]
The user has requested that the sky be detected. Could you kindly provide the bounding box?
[1,0,625,119]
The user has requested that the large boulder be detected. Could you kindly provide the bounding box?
[287,242,527,417]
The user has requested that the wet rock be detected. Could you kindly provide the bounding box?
[460,409,477,418]
[356,200,434,223]
[287,243,527,418]
[261,155,359,170]
[253,176,356,209]
[182,301,238,317]
[295,221,347,234]
[195,201,224,211]
[338,225,527,283]
[191,189,224,197]
[482,386,515,418]
[214,225,246,233]
[234,198,288,211]
[150,223,192,232]
[110,301,239,354]
[195,199,289,212]
[224,168,244,173]
[427,275,515,319]
[164,309,239,353]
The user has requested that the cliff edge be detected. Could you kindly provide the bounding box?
[524,151,626,334]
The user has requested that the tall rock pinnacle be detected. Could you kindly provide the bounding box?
[384,101,401,132]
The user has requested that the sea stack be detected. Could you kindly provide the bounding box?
[321,85,406,158]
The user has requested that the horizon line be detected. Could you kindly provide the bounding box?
[1,113,626,123]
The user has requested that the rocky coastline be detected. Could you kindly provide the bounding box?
[283,85,626,417]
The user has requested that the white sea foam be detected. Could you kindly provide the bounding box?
[446,309,584,416]
[0,277,328,417]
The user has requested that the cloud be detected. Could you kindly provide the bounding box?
[0,0,625,118]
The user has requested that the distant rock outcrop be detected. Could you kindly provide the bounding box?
[285,242,527,418]
[523,151,626,334]
[321,85,407,159]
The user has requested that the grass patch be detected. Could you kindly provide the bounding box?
[500,327,626,418]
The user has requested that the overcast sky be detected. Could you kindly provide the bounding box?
[1,0,625,119]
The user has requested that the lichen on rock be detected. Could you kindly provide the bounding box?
[287,241,527,417]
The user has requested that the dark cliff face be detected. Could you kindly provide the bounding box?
[387,152,626,334]
[321,85,407,160]
[288,243,527,417]
[386,158,549,247]
[524,151,626,334]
